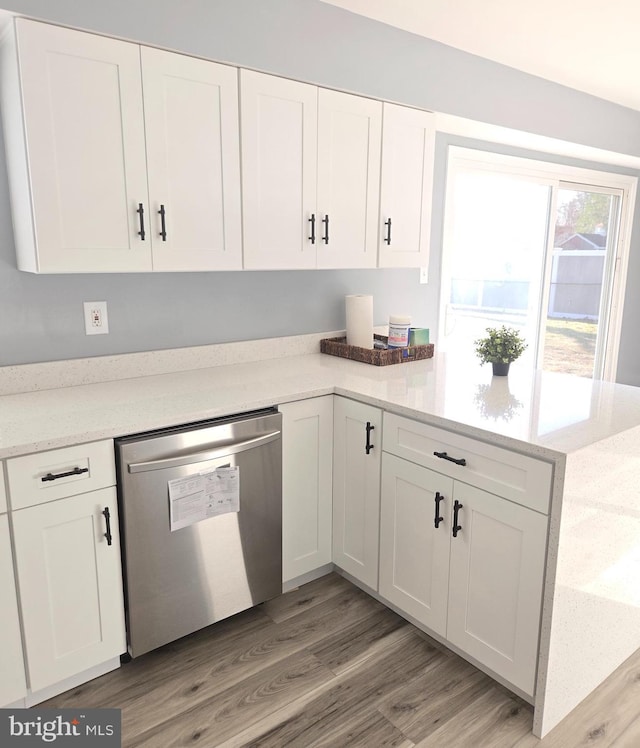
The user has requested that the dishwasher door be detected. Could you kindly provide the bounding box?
[115,409,282,657]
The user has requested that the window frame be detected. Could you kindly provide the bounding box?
[440,147,637,381]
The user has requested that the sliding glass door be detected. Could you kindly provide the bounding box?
[441,165,551,372]
[440,149,634,380]
[542,185,621,377]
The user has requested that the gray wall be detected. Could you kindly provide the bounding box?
[2,0,640,379]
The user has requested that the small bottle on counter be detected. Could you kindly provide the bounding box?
[388,315,411,348]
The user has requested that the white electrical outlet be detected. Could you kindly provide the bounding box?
[83,301,109,335]
[419,267,429,284]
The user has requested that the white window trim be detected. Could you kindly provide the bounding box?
[435,112,640,171]
[441,146,637,382]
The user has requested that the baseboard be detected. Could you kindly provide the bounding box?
[25,657,122,707]
[282,563,335,593]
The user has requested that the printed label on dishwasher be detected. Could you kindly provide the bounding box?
[168,466,240,531]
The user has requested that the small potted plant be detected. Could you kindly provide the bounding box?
[474,325,527,376]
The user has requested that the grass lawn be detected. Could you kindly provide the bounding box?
[543,318,597,377]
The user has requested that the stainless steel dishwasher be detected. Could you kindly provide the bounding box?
[115,408,282,657]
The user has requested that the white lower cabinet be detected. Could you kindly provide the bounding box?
[380,442,548,697]
[332,397,382,589]
[0,513,27,706]
[280,396,333,582]
[379,453,451,636]
[446,481,547,695]
[11,486,126,692]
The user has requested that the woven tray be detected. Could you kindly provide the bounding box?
[320,334,434,366]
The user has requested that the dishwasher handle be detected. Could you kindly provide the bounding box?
[127,430,281,473]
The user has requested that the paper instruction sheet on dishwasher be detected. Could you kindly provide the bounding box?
[168,466,240,531]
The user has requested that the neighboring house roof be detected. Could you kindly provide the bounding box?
[556,232,607,250]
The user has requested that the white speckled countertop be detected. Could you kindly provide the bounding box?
[2,346,640,460]
[4,336,640,740]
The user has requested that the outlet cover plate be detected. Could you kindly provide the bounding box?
[84,301,109,335]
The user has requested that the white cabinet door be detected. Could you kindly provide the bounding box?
[333,397,382,589]
[142,47,242,271]
[12,488,126,692]
[280,396,333,582]
[10,19,151,272]
[379,453,451,636]
[0,515,26,706]
[240,70,318,269]
[378,103,435,269]
[447,482,547,696]
[317,89,382,269]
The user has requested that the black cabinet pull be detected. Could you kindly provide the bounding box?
[322,214,329,244]
[102,507,113,546]
[452,500,463,538]
[434,491,444,529]
[433,450,466,467]
[41,467,89,482]
[158,204,167,241]
[308,213,316,244]
[384,217,392,245]
[365,421,375,454]
[137,203,146,240]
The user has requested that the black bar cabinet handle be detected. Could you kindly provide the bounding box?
[433,450,467,467]
[308,213,316,244]
[434,491,444,529]
[322,214,329,244]
[137,203,146,240]
[365,421,375,454]
[158,204,167,241]
[102,507,113,546]
[384,217,392,245]
[452,500,463,538]
[41,466,89,483]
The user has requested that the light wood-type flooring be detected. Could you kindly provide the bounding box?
[43,573,640,747]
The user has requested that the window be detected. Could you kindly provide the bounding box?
[439,148,636,380]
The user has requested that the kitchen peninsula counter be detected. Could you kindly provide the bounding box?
[2,348,640,460]
[1,337,640,739]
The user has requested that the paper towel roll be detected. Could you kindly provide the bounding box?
[345,294,373,349]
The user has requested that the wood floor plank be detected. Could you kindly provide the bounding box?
[412,686,533,748]
[216,624,416,748]
[249,706,414,748]
[88,585,380,741]
[128,650,334,748]
[261,572,352,623]
[233,629,441,747]
[37,574,590,748]
[41,605,271,708]
[512,646,640,747]
[308,603,410,674]
[377,653,496,742]
[609,714,640,746]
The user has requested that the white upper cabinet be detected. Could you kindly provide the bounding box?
[141,47,242,271]
[378,103,435,269]
[241,71,382,270]
[2,18,434,273]
[316,89,381,269]
[6,19,151,273]
[240,70,318,270]
[2,19,242,273]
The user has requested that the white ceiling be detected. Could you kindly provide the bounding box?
[321,0,640,112]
